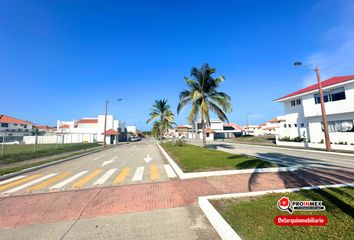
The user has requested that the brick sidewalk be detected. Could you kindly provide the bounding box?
[0,168,353,228]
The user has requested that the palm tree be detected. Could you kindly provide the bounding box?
[151,121,161,139]
[147,99,175,142]
[177,63,232,147]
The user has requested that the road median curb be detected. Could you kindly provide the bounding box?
[156,142,299,179]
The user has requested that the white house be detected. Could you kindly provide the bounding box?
[195,119,243,141]
[274,75,354,150]
[57,115,126,144]
[0,114,34,140]
[126,125,137,135]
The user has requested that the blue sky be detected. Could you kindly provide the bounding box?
[1,0,353,130]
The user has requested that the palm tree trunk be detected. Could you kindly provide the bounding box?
[160,118,163,143]
[201,115,207,148]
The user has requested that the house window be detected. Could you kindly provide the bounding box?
[24,125,27,128]
[288,124,291,128]
[301,123,305,127]
[324,120,354,132]
[284,124,287,128]
[330,87,346,101]
[206,133,210,137]
[296,99,301,105]
[14,124,18,126]
[291,100,296,106]
[314,87,346,104]
[294,123,298,127]
[1,123,8,128]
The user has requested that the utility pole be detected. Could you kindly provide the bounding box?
[315,66,331,151]
[103,100,108,148]
[294,62,331,151]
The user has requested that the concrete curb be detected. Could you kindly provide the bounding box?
[219,141,354,157]
[198,181,354,240]
[0,146,113,181]
[156,142,300,179]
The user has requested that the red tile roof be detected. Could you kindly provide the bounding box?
[0,115,32,125]
[223,123,243,131]
[59,124,70,129]
[35,125,56,130]
[268,117,285,123]
[101,129,119,135]
[274,75,354,102]
[205,128,215,133]
[76,119,98,124]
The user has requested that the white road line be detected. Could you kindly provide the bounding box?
[101,156,117,167]
[94,155,105,160]
[164,164,177,178]
[93,168,117,185]
[0,175,26,186]
[50,171,88,189]
[3,173,58,194]
[132,167,144,181]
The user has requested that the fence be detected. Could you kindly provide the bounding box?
[0,131,98,157]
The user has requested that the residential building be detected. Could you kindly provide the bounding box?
[126,125,137,135]
[0,114,34,137]
[195,119,243,141]
[57,115,127,144]
[274,75,354,149]
[34,125,57,135]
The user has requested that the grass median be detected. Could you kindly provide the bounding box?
[211,186,354,240]
[161,142,279,172]
[0,143,101,164]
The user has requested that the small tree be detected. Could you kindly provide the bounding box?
[147,99,175,143]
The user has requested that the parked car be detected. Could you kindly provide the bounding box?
[3,140,21,145]
[130,136,141,142]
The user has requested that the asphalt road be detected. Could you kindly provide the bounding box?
[0,137,177,197]
[189,140,354,170]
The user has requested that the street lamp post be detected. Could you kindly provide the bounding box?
[103,99,123,148]
[103,100,108,148]
[294,62,331,151]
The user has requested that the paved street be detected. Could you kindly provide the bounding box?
[189,140,354,169]
[0,138,177,197]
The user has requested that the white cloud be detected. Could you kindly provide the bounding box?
[301,1,354,86]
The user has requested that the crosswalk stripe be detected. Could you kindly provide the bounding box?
[72,169,102,188]
[113,167,130,184]
[93,169,117,185]
[50,171,88,189]
[3,173,57,194]
[164,164,177,178]
[27,173,71,192]
[0,175,41,191]
[0,175,26,186]
[150,165,159,180]
[132,167,144,181]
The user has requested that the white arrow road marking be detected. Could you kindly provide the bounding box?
[0,175,26,186]
[132,167,144,181]
[50,171,88,189]
[3,173,58,194]
[101,156,117,167]
[164,164,177,178]
[93,168,117,185]
[144,154,153,163]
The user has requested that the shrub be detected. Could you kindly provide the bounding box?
[278,136,304,142]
